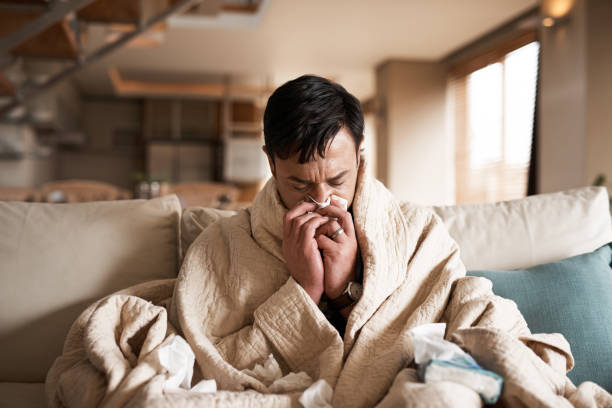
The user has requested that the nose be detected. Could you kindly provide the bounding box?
[309,183,333,204]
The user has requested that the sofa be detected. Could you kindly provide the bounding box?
[0,186,610,407]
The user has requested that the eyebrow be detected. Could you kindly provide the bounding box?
[287,170,349,184]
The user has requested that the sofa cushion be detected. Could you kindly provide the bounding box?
[182,187,612,270]
[468,244,612,392]
[432,186,612,270]
[0,382,46,408]
[0,195,181,382]
[181,206,237,259]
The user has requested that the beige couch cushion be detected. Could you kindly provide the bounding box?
[431,186,612,270]
[0,382,45,408]
[0,195,181,382]
[181,207,237,259]
[181,187,612,272]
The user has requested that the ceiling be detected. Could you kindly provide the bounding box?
[74,0,539,99]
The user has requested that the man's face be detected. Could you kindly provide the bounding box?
[265,127,361,210]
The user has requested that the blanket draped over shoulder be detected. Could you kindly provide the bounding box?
[46,163,612,408]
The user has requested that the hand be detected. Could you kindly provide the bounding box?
[282,201,330,303]
[315,197,359,300]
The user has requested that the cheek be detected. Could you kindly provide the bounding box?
[337,175,359,205]
[277,185,303,209]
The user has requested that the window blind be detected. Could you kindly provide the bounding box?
[452,39,539,204]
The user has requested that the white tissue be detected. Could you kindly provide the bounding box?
[410,323,471,364]
[332,195,348,211]
[309,196,331,208]
[191,379,217,393]
[307,194,348,211]
[156,335,217,394]
[157,335,195,390]
[241,354,283,386]
[299,379,333,408]
[242,354,314,393]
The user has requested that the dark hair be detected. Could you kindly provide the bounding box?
[263,75,364,164]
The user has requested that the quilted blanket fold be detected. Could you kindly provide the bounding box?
[46,162,612,407]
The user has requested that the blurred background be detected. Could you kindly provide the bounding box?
[0,0,609,208]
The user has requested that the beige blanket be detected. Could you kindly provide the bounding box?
[46,164,612,407]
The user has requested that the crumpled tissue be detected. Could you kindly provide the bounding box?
[410,323,503,404]
[306,194,348,211]
[241,354,314,393]
[156,335,217,394]
[411,323,471,365]
[299,379,333,408]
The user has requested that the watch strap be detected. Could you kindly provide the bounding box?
[329,282,358,310]
[328,292,354,310]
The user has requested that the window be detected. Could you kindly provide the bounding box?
[453,39,539,204]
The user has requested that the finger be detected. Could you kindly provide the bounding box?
[316,233,338,251]
[285,201,318,223]
[316,205,355,237]
[299,215,331,242]
[284,201,318,236]
[316,220,347,243]
[290,212,324,237]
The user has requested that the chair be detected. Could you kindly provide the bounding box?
[40,180,131,203]
[168,182,240,209]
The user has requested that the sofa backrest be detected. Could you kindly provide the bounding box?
[0,195,181,382]
[432,186,612,270]
[180,187,612,272]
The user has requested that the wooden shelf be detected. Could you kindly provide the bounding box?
[228,122,261,134]
[0,72,15,97]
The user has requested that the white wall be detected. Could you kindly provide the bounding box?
[539,0,588,193]
[539,0,612,193]
[585,0,612,187]
[375,61,453,205]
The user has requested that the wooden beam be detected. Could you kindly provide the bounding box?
[0,10,79,58]
[449,30,537,78]
[13,18,79,58]
[222,2,261,14]
[109,67,274,99]
[78,0,168,24]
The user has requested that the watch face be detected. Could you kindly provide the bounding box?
[348,282,363,301]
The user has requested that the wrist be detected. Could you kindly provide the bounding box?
[326,272,356,300]
[303,284,324,304]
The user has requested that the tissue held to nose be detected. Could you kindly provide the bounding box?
[306,194,348,211]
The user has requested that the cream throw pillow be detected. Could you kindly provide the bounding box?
[181,207,237,259]
[0,195,181,382]
[431,186,612,270]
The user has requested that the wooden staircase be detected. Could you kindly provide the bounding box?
[0,0,209,117]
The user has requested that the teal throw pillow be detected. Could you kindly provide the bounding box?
[467,243,612,392]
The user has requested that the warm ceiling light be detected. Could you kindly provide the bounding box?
[541,17,555,27]
[541,0,575,19]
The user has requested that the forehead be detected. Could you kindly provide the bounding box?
[276,128,357,175]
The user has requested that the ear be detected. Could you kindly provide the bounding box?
[262,146,276,176]
[357,140,365,166]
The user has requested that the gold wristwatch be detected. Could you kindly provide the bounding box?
[329,281,363,310]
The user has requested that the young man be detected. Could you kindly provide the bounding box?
[49,75,608,408]
[262,75,365,325]
[170,75,581,405]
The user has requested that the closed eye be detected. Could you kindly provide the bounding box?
[293,184,309,191]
